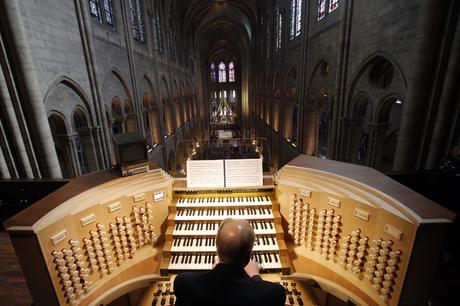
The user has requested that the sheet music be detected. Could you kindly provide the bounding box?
[187,160,225,188]
[225,158,263,187]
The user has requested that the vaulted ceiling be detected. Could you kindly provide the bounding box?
[176,0,258,59]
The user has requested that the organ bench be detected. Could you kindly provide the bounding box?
[4,155,455,306]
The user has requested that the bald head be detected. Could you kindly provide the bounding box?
[216,219,255,266]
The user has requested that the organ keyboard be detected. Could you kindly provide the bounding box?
[174,207,274,220]
[176,196,272,207]
[172,220,277,235]
[3,156,455,306]
[171,236,279,252]
[163,191,288,275]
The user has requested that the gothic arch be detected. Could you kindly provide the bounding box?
[377,93,404,123]
[344,91,373,164]
[71,106,90,132]
[376,94,405,172]
[142,74,156,107]
[48,112,74,178]
[111,68,134,102]
[345,54,407,172]
[44,76,94,124]
[347,52,407,115]
[70,105,100,173]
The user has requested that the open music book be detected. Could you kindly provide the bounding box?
[187,158,263,188]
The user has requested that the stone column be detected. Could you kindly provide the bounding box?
[0,53,33,178]
[303,110,318,156]
[0,144,11,179]
[57,134,80,178]
[77,127,100,173]
[393,0,450,171]
[1,0,61,178]
[367,123,389,170]
[74,0,111,168]
[341,117,364,163]
[149,110,161,144]
[425,6,460,169]
[284,104,293,139]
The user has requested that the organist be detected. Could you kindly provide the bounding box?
[173,218,286,306]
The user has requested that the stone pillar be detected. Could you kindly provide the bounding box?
[425,7,460,169]
[74,0,111,169]
[77,128,100,173]
[367,123,389,170]
[341,117,364,163]
[303,110,318,156]
[149,110,161,144]
[1,0,62,178]
[0,144,11,179]
[393,0,450,171]
[284,104,293,139]
[57,134,80,178]
[0,55,33,178]
[163,106,172,134]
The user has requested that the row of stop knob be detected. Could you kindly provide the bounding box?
[84,223,115,275]
[364,239,402,302]
[52,240,92,305]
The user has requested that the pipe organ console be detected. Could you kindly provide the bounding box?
[4,156,455,306]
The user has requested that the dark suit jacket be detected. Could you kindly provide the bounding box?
[173,263,286,306]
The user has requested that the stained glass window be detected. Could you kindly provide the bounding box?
[290,0,302,39]
[129,0,145,42]
[295,0,302,37]
[290,0,296,39]
[229,62,235,82]
[152,0,163,52]
[329,0,339,12]
[103,0,114,27]
[318,0,326,20]
[210,62,217,82]
[218,62,226,83]
[275,4,282,51]
[89,0,102,23]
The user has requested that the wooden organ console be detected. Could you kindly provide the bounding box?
[4,156,455,306]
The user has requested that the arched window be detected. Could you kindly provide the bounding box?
[210,62,217,82]
[89,0,102,22]
[329,0,339,12]
[275,3,282,51]
[290,0,295,38]
[295,0,302,36]
[218,61,226,83]
[228,62,235,82]
[129,0,145,42]
[290,0,302,39]
[318,0,326,20]
[89,0,115,27]
[152,0,163,52]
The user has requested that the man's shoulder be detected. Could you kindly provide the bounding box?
[250,278,286,301]
[175,271,206,285]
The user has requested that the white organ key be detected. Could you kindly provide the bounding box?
[169,253,280,271]
[171,236,279,252]
[175,196,272,208]
[175,207,274,221]
[173,221,276,236]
